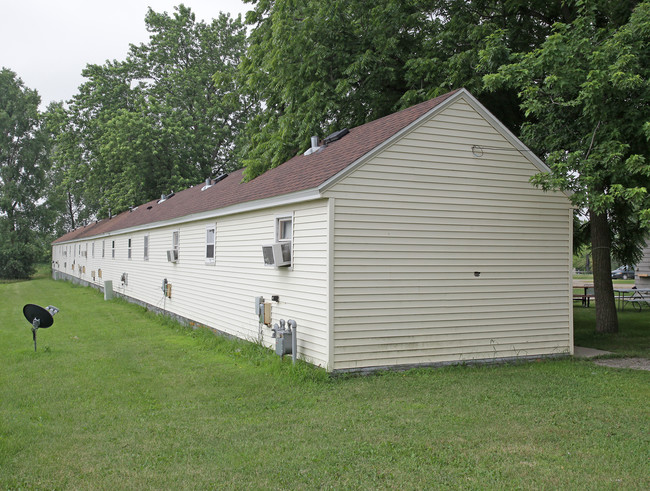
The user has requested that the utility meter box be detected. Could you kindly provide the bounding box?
[263,302,272,326]
[104,280,113,300]
[254,296,264,320]
[275,331,292,356]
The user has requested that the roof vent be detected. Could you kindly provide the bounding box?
[158,191,175,204]
[303,135,321,156]
[201,178,213,191]
[323,128,349,145]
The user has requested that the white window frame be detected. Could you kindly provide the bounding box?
[275,214,294,270]
[143,235,149,261]
[276,215,293,242]
[112,240,115,259]
[92,242,95,259]
[205,225,216,264]
[102,240,105,258]
[127,238,132,259]
[172,230,180,261]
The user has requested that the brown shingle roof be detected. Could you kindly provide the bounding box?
[54,89,460,243]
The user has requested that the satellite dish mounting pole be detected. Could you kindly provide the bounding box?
[31,317,41,352]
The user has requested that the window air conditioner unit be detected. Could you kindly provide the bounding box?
[166,249,179,263]
[262,242,291,267]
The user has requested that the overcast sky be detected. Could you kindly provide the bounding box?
[1,0,249,108]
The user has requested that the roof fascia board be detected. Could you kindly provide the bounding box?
[318,89,469,193]
[54,188,322,244]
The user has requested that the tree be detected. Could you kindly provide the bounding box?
[401,0,578,123]
[131,5,251,178]
[0,68,50,278]
[56,5,250,222]
[238,0,587,180]
[239,0,428,179]
[485,1,650,333]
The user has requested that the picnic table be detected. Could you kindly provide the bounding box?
[573,282,595,307]
[613,288,650,310]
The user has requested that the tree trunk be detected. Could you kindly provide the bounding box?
[67,192,75,230]
[589,208,618,333]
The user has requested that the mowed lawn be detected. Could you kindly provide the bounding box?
[1,272,648,489]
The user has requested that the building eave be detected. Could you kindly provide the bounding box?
[52,188,323,245]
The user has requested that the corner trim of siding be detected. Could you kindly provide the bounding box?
[327,197,336,370]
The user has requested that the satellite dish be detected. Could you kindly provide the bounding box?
[23,304,59,351]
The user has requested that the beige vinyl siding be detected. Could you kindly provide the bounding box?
[324,96,572,371]
[635,242,650,288]
[52,199,330,367]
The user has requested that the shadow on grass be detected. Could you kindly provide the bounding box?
[573,304,650,357]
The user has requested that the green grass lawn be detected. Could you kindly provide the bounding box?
[573,304,650,357]
[1,273,648,489]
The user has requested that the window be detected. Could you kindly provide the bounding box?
[102,240,105,258]
[127,238,132,259]
[276,216,293,242]
[143,235,149,261]
[112,240,115,259]
[172,230,180,260]
[205,226,216,263]
[92,242,95,258]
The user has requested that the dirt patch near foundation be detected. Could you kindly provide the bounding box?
[592,358,650,371]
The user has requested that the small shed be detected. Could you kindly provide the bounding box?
[52,89,573,372]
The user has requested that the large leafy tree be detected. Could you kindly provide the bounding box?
[239,0,428,179]
[239,0,583,179]
[485,1,650,333]
[56,5,250,222]
[0,69,51,278]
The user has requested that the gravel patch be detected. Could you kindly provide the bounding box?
[592,358,650,371]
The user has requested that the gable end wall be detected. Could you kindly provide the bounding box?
[324,96,573,371]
